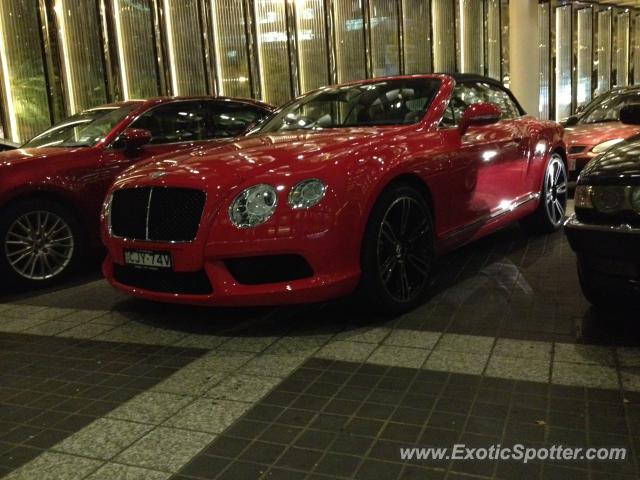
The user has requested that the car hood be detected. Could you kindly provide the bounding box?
[564,122,640,148]
[0,146,84,168]
[114,127,395,190]
[580,136,640,184]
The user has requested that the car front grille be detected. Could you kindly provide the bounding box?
[110,187,206,242]
[113,264,212,295]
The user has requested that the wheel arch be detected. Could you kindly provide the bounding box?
[373,173,436,223]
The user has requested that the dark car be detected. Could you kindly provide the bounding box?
[565,104,640,307]
[563,86,640,179]
[0,97,273,287]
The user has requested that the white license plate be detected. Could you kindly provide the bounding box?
[124,250,172,269]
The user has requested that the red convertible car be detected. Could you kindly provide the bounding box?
[102,74,566,313]
[0,97,272,286]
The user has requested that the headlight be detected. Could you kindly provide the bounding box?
[289,179,327,209]
[631,187,640,213]
[591,138,624,154]
[591,186,626,214]
[229,184,278,228]
[574,185,593,209]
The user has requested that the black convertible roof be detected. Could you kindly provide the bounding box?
[445,73,505,87]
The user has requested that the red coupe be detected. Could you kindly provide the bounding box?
[102,74,566,313]
[564,86,640,179]
[0,97,273,286]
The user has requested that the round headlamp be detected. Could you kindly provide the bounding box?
[229,184,278,228]
[289,179,327,209]
[592,186,626,214]
[631,187,640,213]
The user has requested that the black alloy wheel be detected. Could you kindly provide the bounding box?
[359,184,435,314]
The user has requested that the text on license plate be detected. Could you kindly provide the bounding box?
[124,250,172,269]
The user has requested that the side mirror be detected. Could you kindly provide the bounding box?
[562,115,580,127]
[620,104,640,125]
[458,103,501,135]
[121,128,152,153]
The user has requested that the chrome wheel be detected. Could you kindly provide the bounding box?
[4,210,74,281]
[377,196,433,303]
[544,155,568,227]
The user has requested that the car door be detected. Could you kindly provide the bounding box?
[475,82,529,199]
[441,83,504,238]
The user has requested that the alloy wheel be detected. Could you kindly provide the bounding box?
[544,155,568,227]
[376,196,433,303]
[4,210,75,281]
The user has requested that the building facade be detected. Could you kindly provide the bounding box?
[0,0,638,143]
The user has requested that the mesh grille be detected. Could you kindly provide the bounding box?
[110,187,150,240]
[110,187,206,242]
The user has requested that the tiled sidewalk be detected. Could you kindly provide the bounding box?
[1,225,639,479]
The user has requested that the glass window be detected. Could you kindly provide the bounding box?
[112,0,159,99]
[597,10,612,95]
[24,105,138,148]
[614,12,630,87]
[576,8,593,107]
[203,102,269,138]
[295,0,329,93]
[402,0,431,74]
[211,0,251,98]
[440,82,520,128]
[555,5,572,121]
[432,0,456,72]
[254,0,292,106]
[369,0,399,77]
[53,0,108,113]
[0,0,51,142]
[457,0,484,74]
[161,0,207,95]
[130,102,207,144]
[580,91,640,124]
[257,79,441,133]
[333,0,367,83]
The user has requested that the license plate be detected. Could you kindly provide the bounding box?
[124,250,172,269]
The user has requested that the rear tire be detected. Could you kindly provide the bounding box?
[0,199,86,288]
[520,153,568,234]
[358,184,435,315]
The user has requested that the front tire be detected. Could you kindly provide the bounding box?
[0,199,85,288]
[358,184,435,315]
[520,153,568,234]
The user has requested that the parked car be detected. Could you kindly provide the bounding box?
[563,86,640,179]
[0,97,273,286]
[0,138,19,151]
[101,74,566,314]
[565,104,640,308]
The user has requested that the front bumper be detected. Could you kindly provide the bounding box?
[564,214,640,293]
[102,233,361,307]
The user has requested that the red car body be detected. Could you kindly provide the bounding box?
[565,122,640,177]
[102,74,566,308]
[0,97,272,250]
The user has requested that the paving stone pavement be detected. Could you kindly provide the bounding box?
[1,223,639,479]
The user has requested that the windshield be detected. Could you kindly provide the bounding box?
[256,79,441,133]
[23,104,139,148]
[580,90,640,124]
